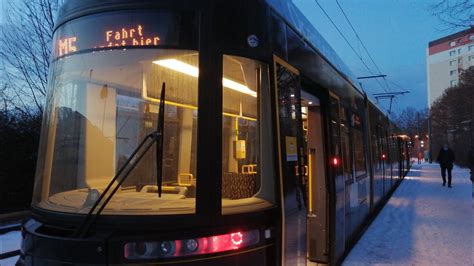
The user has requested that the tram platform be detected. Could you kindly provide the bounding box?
[342,162,472,265]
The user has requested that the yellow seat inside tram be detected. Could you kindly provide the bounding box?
[241,164,257,174]
[178,173,194,186]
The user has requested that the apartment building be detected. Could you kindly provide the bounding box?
[427,27,474,107]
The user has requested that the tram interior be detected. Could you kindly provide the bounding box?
[37,50,273,215]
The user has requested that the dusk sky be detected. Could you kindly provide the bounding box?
[294,0,461,115]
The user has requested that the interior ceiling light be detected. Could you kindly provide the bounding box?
[153,59,257,97]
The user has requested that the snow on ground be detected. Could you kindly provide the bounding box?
[0,230,21,266]
[343,162,472,266]
[0,163,471,266]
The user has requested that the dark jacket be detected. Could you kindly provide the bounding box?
[437,148,455,168]
[468,147,474,168]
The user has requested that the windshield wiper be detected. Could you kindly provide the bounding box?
[156,82,165,197]
[74,82,166,238]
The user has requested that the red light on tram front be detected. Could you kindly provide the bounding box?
[231,232,243,246]
[210,231,243,252]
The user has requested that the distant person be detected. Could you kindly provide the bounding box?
[436,144,455,188]
[469,146,474,183]
[417,151,423,164]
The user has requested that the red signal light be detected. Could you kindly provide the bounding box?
[231,232,243,246]
[381,154,386,160]
[331,157,340,167]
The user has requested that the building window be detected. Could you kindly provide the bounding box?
[449,41,456,47]
[470,35,474,41]
[449,50,456,56]
[457,48,462,54]
[449,60,457,66]
[450,70,457,76]
[469,55,474,61]
[458,58,462,64]
[469,45,474,52]
[450,80,458,86]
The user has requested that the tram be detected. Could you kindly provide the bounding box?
[19,0,411,265]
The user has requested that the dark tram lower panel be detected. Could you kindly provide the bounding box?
[22,247,273,266]
[20,218,277,266]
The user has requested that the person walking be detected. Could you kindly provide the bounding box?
[468,146,473,183]
[436,144,455,188]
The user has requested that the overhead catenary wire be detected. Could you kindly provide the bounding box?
[313,1,379,80]
[386,80,411,113]
[314,0,387,95]
[334,0,390,93]
[387,79,408,91]
[313,0,409,115]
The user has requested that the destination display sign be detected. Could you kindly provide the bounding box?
[52,10,196,59]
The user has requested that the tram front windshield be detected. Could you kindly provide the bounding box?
[32,46,274,215]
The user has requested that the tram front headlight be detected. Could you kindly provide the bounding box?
[185,239,199,252]
[159,241,175,255]
[124,241,164,259]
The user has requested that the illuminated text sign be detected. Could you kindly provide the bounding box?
[52,11,191,59]
[58,37,77,56]
[56,25,161,57]
[103,25,160,47]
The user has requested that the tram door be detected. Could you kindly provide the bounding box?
[274,57,307,265]
[274,56,328,265]
[302,91,328,264]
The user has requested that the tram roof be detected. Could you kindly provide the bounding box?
[267,1,400,119]
[266,0,360,90]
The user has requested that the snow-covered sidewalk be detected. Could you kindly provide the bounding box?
[0,229,21,266]
[342,162,472,265]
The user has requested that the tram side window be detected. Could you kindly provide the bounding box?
[379,128,387,163]
[221,55,274,213]
[371,131,379,170]
[385,132,391,163]
[340,107,353,184]
[352,122,367,177]
[330,97,341,164]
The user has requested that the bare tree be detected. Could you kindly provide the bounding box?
[0,0,64,214]
[0,83,10,113]
[394,107,429,137]
[430,66,474,167]
[430,0,474,30]
[0,0,63,114]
